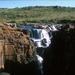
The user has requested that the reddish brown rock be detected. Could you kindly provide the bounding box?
[0,22,36,71]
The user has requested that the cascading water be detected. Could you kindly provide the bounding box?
[36,52,44,75]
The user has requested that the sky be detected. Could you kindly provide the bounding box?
[0,0,75,8]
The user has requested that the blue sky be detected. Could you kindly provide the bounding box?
[0,0,75,8]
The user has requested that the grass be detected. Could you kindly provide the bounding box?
[0,6,75,24]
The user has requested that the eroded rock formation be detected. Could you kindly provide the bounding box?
[0,22,37,75]
[43,24,75,75]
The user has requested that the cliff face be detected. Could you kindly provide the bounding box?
[43,24,75,75]
[0,22,36,70]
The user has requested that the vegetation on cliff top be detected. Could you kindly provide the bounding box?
[0,6,75,24]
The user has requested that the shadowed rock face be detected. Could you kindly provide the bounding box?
[43,24,75,75]
[4,60,42,75]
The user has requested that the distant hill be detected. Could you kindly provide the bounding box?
[0,6,75,24]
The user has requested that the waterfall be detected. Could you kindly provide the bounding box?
[36,53,44,75]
